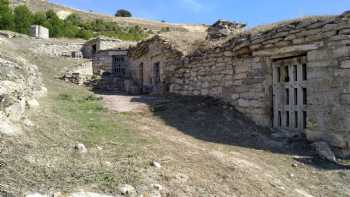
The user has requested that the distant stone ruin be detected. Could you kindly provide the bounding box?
[30,25,49,39]
[206,20,246,40]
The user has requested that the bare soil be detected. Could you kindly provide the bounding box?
[99,93,350,197]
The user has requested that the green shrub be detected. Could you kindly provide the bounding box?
[14,5,32,34]
[0,0,14,30]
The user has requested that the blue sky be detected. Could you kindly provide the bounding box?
[50,0,350,27]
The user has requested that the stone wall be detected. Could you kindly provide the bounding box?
[30,25,49,39]
[166,13,350,156]
[31,39,84,57]
[93,49,129,75]
[128,39,183,94]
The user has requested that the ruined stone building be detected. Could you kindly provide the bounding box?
[82,36,135,59]
[30,25,49,39]
[127,32,206,94]
[124,12,350,157]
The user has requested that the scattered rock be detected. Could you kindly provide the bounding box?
[151,184,163,191]
[151,161,161,168]
[105,161,113,167]
[292,163,298,168]
[27,99,40,109]
[312,141,337,162]
[118,184,136,196]
[23,118,35,127]
[74,143,88,154]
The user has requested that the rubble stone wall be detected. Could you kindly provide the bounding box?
[31,39,84,57]
[168,13,350,155]
[93,50,128,75]
[128,40,183,94]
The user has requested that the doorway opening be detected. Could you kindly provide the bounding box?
[272,55,308,131]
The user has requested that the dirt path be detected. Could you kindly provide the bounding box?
[99,93,163,113]
[101,94,350,197]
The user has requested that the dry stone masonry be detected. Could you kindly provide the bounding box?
[125,12,350,158]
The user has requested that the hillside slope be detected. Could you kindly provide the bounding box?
[9,0,208,32]
[0,32,349,196]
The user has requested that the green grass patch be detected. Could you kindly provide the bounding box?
[54,92,142,146]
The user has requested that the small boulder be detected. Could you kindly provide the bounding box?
[23,118,35,127]
[312,141,337,162]
[118,184,136,196]
[0,116,22,136]
[151,161,161,168]
[151,184,163,191]
[27,99,40,109]
[74,143,88,154]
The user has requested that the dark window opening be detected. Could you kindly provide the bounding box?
[293,65,298,81]
[294,88,298,105]
[112,55,125,76]
[277,67,281,82]
[303,111,307,129]
[286,111,290,127]
[303,88,307,105]
[92,44,97,55]
[154,62,161,84]
[286,88,290,105]
[295,111,299,129]
[302,64,307,81]
[278,111,282,127]
[284,66,290,82]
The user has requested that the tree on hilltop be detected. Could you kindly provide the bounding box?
[115,9,132,17]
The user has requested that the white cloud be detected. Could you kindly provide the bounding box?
[180,0,204,12]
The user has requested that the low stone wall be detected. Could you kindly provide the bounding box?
[31,39,84,57]
[168,13,350,156]
[61,60,93,85]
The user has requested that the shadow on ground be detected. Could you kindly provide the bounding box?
[97,91,350,170]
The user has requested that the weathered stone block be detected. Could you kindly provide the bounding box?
[235,65,249,73]
[340,60,350,68]
[340,94,350,105]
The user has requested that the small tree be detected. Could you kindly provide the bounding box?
[14,5,33,34]
[65,14,81,26]
[0,0,14,30]
[115,9,132,17]
[32,12,47,26]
